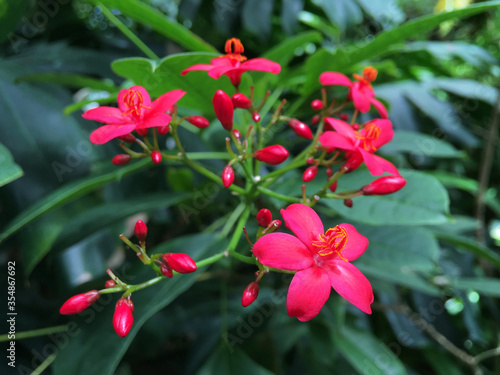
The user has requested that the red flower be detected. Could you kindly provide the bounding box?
[181,38,281,87]
[319,67,387,118]
[252,204,373,321]
[319,118,400,176]
[82,86,185,144]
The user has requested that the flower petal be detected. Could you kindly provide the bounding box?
[140,113,172,129]
[338,224,368,261]
[351,83,373,113]
[360,149,400,176]
[89,124,137,145]
[319,72,352,87]
[82,106,128,124]
[326,260,373,314]
[241,58,281,74]
[180,64,214,75]
[287,267,331,322]
[281,203,324,251]
[319,131,356,152]
[370,97,388,119]
[150,89,186,114]
[252,233,313,271]
[117,86,151,112]
[324,117,357,142]
[368,119,393,150]
[208,65,238,80]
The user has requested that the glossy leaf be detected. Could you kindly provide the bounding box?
[262,31,323,67]
[449,277,500,297]
[242,0,274,40]
[0,142,23,187]
[16,73,116,91]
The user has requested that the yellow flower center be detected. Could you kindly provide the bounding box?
[355,123,381,152]
[122,89,150,117]
[223,38,247,62]
[312,226,348,262]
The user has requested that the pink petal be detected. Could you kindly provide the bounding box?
[351,84,372,113]
[319,131,356,152]
[368,119,394,150]
[326,260,373,314]
[241,58,281,74]
[180,64,215,75]
[252,233,313,271]
[360,149,400,176]
[140,113,172,129]
[82,106,128,124]
[210,57,236,67]
[117,86,151,112]
[370,97,388,119]
[281,204,324,251]
[89,124,137,145]
[337,224,368,261]
[287,266,331,321]
[319,72,352,87]
[208,65,238,80]
[324,117,357,142]
[150,89,186,114]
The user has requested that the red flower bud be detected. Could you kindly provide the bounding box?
[113,298,134,338]
[60,290,100,315]
[361,176,406,195]
[256,208,272,227]
[254,145,289,165]
[311,114,320,126]
[352,123,360,130]
[136,128,148,137]
[105,280,116,289]
[158,125,170,135]
[163,253,197,274]
[134,220,148,241]
[306,157,315,164]
[341,153,363,173]
[232,93,252,109]
[323,120,334,131]
[187,115,210,129]
[326,167,333,177]
[222,165,235,188]
[242,282,259,307]
[213,90,234,130]
[311,99,323,110]
[302,166,318,182]
[160,263,173,278]
[339,113,349,122]
[117,134,137,143]
[344,199,353,208]
[112,154,131,166]
[151,150,162,164]
[288,119,313,140]
[252,112,261,123]
[232,129,241,140]
[329,181,338,192]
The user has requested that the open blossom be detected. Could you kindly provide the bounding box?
[319,67,387,118]
[181,38,281,87]
[252,204,373,321]
[82,86,185,144]
[319,117,400,176]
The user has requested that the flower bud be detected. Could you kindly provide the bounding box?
[329,181,338,192]
[163,253,197,274]
[256,208,272,227]
[158,125,170,135]
[361,176,406,195]
[117,134,136,143]
[341,153,363,173]
[213,90,234,130]
[252,112,261,123]
[302,166,318,182]
[339,113,349,122]
[151,150,162,164]
[232,129,241,140]
[344,199,353,208]
[326,167,333,177]
[254,145,289,165]
[136,128,148,137]
[311,99,323,110]
[352,123,360,130]
[105,280,116,289]
[222,165,235,188]
[242,282,259,307]
[113,298,134,338]
[134,220,148,241]
[323,120,334,131]
[187,115,210,129]
[112,154,131,166]
[160,263,173,278]
[231,93,252,109]
[288,119,313,140]
[306,157,315,164]
[60,290,100,315]
[311,114,320,126]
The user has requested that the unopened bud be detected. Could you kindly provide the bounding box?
[288,118,313,140]
[158,125,170,135]
[187,115,210,129]
[311,114,320,126]
[341,153,363,173]
[302,166,318,182]
[134,220,148,241]
[352,123,360,130]
[232,129,241,140]
[162,253,197,274]
[242,282,259,307]
[232,93,252,109]
[112,154,131,166]
[306,157,315,164]
[136,128,148,137]
[326,167,333,177]
[311,99,323,110]
[113,298,134,337]
[222,165,235,188]
[160,263,173,278]
[344,199,353,208]
[59,290,100,315]
[329,181,338,192]
[213,90,234,130]
[105,280,116,289]
[256,208,272,227]
[339,113,349,122]
[252,112,261,123]
[361,176,406,195]
[151,150,162,164]
[117,134,136,143]
[254,145,289,165]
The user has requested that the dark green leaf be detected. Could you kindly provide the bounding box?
[382,130,464,158]
[262,31,323,68]
[16,73,116,91]
[281,0,304,35]
[354,0,405,29]
[0,0,30,43]
[242,0,275,40]
[433,77,498,105]
[449,277,500,297]
[297,11,340,39]
[0,142,23,187]
[315,0,363,31]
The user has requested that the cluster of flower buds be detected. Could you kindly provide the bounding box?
[256,208,281,235]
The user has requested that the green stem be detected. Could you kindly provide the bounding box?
[31,354,57,375]
[257,186,302,203]
[0,325,68,342]
[97,3,159,60]
[227,205,257,265]
[186,152,232,160]
[220,202,246,238]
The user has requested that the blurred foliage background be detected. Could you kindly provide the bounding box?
[1,0,500,374]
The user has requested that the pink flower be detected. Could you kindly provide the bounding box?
[181,38,281,87]
[252,204,373,322]
[82,86,185,144]
[319,67,387,118]
[319,118,400,176]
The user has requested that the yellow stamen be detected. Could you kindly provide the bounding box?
[222,38,247,62]
[122,89,150,117]
[312,226,349,262]
[355,123,381,152]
